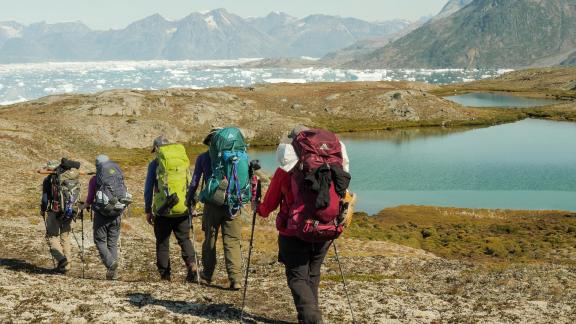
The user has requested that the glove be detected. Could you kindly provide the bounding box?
[146,212,154,225]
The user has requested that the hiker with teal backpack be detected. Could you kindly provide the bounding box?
[144,136,198,282]
[186,127,251,290]
[40,158,82,274]
[82,154,132,280]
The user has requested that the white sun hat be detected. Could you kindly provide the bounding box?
[276,143,298,172]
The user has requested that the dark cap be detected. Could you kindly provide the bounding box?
[202,127,223,146]
[152,136,169,153]
[288,124,310,139]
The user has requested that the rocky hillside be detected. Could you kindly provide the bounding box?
[437,67,576,96]
[0,81,502,150]
[0,10,410,63]
[347,0,576,69]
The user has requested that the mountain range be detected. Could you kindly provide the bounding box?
[0,9,409,63]
[343,0,576,69]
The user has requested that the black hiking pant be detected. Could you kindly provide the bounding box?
[278,235,331,324]
[153,215,196,277]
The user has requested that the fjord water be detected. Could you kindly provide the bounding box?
[445,92,560,107]
[251,119,576,214]
[0,60,508,104]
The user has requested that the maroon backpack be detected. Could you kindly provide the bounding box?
[290,129,347,242]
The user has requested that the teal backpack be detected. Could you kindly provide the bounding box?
[200,127,251,216]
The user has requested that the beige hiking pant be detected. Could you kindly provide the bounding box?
[46,212,72,269]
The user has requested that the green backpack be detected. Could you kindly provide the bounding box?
[153,144,190,217]
[200,127,251,216]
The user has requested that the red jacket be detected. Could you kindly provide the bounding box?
[257,168,297,237]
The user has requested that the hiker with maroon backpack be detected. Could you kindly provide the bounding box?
[256,126,351,324]
[83,154,132,280]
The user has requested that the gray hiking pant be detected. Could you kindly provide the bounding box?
[45,212,72,269]
[93,212,121,269]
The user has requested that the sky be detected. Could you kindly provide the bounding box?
[0,0,449,29]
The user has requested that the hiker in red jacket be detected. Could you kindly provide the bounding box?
[257,142,330,324]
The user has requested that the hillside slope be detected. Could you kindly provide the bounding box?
[349,0,576,69]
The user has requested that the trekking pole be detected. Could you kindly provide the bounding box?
[240,179,261,323]
[189,209,201,284]
[333,241,356,324]
[118,211,124,268]
[42,213,56,268]
[80,209,85,279]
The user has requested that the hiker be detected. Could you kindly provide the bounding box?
[40,158,82,274]
[82,154,131,280]
[256,127,352,324]
[144,136,198,282]
[187,127,250,290]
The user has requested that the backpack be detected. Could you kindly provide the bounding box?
[50,168,81,220]
[290,129,351,242]
[153,144,190,217]
[93,161,131,218]
[200,127,251,216]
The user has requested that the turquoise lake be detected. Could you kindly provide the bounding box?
[250,119,576,214]
[444,92,561,107]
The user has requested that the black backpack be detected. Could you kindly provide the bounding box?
[93,161,131,217]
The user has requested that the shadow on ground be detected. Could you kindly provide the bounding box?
[0,258,55,275]
[127,292,292,323]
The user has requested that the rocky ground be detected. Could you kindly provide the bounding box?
[1,208,575,323]
[1,68,576,322]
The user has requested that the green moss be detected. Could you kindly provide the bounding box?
[346,208,576,264]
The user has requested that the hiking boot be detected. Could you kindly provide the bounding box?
[199,271,212,285]
[229,281,242,291]
[55,258,69,274]
[160,273,171,281]
[106,268,119,280]
[106,261,119,280]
